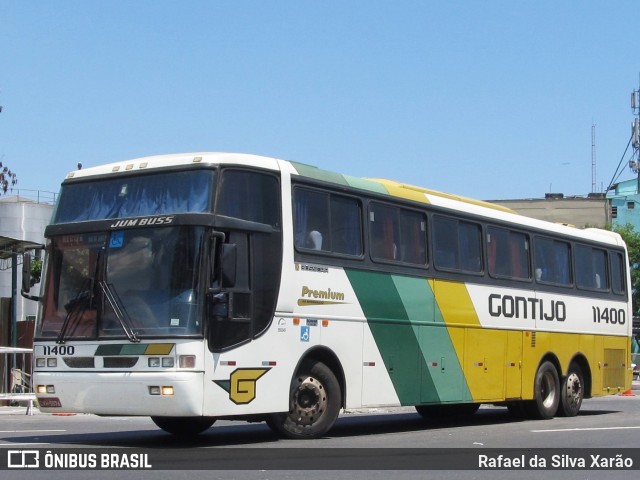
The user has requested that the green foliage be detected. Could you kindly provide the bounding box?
[609,223,640,314]
[30,258,42,286]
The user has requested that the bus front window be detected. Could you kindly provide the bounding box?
[39,234,106,339]
[38,226,205,340]
[101,226,204,337]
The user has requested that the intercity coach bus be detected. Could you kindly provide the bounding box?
[23,153,633,439]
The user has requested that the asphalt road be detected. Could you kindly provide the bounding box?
[1,390,639,480]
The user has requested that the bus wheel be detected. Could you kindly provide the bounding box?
[267,361,342,439]
[558,364,584,417]
[526,361,560,419]
[151,416,216,435]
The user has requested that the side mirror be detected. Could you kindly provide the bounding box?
[21,252,41,301]
[21,252,32,293]
[220,243,237,288]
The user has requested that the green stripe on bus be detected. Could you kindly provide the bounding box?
[343,175,390,194]
[346,269,473,405]
[290,161,350,186]
[345,269,436,405]
[391,275,470,403]
[291,161,390,195]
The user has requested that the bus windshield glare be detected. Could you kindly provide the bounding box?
[53,169,215,223]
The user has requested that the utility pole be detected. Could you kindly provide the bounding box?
[630,76,640,193]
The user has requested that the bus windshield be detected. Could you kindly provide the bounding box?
[38,226,205,340]
[53,169,215,223]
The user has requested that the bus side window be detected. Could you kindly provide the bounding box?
[433,216,481,273]
[217,170,281,227]
[369,203,398,261]
[293,187,363,256]
[576,245,609,291]
[293,188,330,252]
[433,216,458,270]
[534,237,572,286]
[611,251,626,295]
[398,210,427,264]
[487,226,530,280]
[459,221,482,272]
[330,196,362,255]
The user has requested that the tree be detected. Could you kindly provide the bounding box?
[0,161,17,194]
[610,223,640,315]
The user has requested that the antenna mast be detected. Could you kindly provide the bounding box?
[592,124,597,193]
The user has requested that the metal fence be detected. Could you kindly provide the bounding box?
[2,189,58,204]
[0,346,36,414]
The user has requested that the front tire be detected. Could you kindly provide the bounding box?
[526,360,560,419]
[558,363,584,417]
[151,416,216,435]
[267,360,342,439]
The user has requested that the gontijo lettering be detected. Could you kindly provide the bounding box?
[488,294,566,321]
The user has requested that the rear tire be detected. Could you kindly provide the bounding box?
[267,360,342,439]
[557,363,584,417]
[526,360,560,419]
[151,416,216,435]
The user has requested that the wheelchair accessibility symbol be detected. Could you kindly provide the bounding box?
[300,326,310,342]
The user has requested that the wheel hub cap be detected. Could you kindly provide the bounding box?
[290,376,327,426]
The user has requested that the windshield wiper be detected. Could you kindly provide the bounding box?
[99,281,140,343]
[57,279,93,344]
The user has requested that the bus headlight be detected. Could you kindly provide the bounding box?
[161,386,174,396]
[36,385,56,394]
[148,386,174,396]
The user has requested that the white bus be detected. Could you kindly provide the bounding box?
[24,152,633,439]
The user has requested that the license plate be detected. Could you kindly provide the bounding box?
[38,397,62,408]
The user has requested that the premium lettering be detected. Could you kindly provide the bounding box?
[301,286,345,301]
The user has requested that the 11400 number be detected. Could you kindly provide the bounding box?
[592,306,626,325]
[42,345,75,355]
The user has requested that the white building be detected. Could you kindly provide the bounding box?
[0,192,55,322]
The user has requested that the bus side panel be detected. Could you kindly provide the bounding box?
[347,270,471,407]
[394,275,466,404]
[347,269,421,406]
[601,335,630,393]
[505,330,523,400]
[432,279,508,403]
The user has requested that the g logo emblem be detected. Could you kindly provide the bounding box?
[215,368,270,405]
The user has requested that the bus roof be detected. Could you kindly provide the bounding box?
[63,152,625,248]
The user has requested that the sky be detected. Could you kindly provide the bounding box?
[1,1,640,201]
